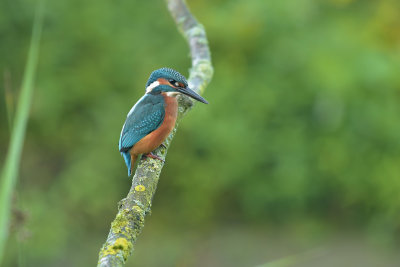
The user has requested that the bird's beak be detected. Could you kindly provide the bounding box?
[176,87,209,104]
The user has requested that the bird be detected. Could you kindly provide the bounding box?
[119,67,208,176]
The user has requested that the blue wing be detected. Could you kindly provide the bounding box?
[119,94,165,175]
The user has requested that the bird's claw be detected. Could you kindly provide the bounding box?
[160,142,168,149]
[142,152,165,162]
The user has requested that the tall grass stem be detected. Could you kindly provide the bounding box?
[0,0,45,263]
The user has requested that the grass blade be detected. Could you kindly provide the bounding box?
[3,70,14,132]
[255,248,327,267]
[0,0,45,263]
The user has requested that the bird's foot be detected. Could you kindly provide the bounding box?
[142,152,165,162]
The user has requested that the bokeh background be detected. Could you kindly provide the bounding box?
[1,0,400,266]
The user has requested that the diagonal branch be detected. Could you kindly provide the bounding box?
[97,0,213,266]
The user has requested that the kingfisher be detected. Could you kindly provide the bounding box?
[119,67,208,176]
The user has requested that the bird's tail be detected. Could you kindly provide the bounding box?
[122,152,134,176]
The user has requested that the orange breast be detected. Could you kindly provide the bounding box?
[131,94,178,155]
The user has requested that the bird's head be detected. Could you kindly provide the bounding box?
[145,67,208,104]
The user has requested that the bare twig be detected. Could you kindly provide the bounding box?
[97,0,213,266]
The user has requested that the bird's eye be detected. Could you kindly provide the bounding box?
[169,79,180,87]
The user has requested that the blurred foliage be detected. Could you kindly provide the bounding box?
[1,0,400,266]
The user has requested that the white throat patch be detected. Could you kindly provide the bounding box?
[146,81,160,93]
[166,92,179,97]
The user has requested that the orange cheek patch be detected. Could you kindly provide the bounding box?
[157,78,170,85]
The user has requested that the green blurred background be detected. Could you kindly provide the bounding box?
[1,0,400,266]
